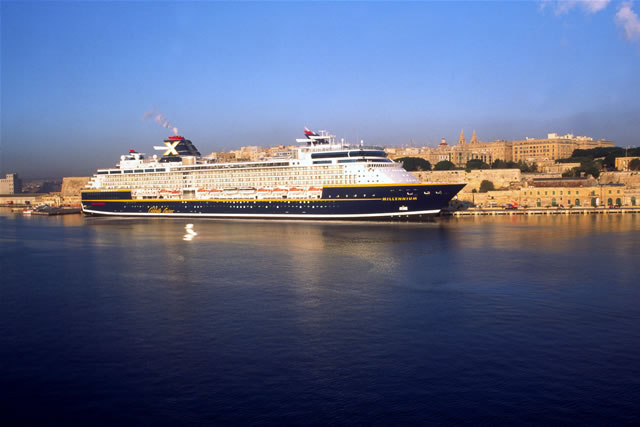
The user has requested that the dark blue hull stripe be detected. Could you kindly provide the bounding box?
[81,184,465,219]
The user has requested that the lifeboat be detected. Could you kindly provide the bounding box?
[308,187,323,192]
[171,190,181,195]
[272,188,287,193]
[239,187,256,194]
[257,188,272,193]
[209,189,223,193]
[197,188,209,193]
[159,189,171,193]
[288,187,304,192]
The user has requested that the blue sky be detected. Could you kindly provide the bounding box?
[2,1,640,178]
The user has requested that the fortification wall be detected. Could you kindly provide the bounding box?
[61,177,91,205]
[599,171,640,188]
[412,169,521,193]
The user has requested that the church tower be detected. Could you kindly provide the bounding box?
[458,130,466,146]
[470,130,479,145]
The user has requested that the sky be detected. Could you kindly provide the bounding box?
[2,1,640,178]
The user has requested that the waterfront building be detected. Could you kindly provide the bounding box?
[0,173,22,194]
[466,180,637,208]
[519,178,634,207]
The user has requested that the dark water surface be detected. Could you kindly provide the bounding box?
[2,209,640,424]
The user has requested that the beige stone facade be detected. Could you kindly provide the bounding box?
[0,173,21,194]
[412,169,521,194]
[412,170,639,208]
[537,161,581,174]
[598,171,640,188]
[512,133,613,163]
[615,156,640,171]
[386,132,613,167]
[61,176,91,206]
[459,184,637,208]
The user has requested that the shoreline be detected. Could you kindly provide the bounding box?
[443,206,640,216]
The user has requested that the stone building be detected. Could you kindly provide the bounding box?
[467,181,636,208]
[615,156,640,171]
[519,178,633,207]
[0,173,22,194]
[512,133,613,163]
[386,132,613,167]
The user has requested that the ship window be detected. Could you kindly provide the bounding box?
[311,151,349,159]
[349,150,387,158]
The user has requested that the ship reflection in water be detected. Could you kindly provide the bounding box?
[183,223,197,241]
[1,209,640,424]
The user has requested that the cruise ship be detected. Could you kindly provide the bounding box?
[81,129,464,220]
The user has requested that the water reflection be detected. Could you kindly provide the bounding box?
[183,223,197,241]
[442,214,640,251]
[3,208,640,424]
[3,209,640,292]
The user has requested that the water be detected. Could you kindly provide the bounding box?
[2,210,640,424]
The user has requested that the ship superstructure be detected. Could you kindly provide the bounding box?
[82,129,464,219]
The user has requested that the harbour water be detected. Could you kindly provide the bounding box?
[1,209,639,424]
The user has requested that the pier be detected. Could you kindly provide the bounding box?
[443,207,640,216]
[31,207,82,216]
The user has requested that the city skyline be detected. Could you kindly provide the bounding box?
[2,1,640,178]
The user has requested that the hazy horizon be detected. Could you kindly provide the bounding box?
[2,1,640,179]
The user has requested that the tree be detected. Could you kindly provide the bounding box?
[479,180,495,193]
[466,159,490,170]
[561,160,600,178]
[396,157,432,171]
[518,161,538,173]
[492,159,519,169]
[629,158,640,171]
[558,147,640,169]
[434,160,456,170]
